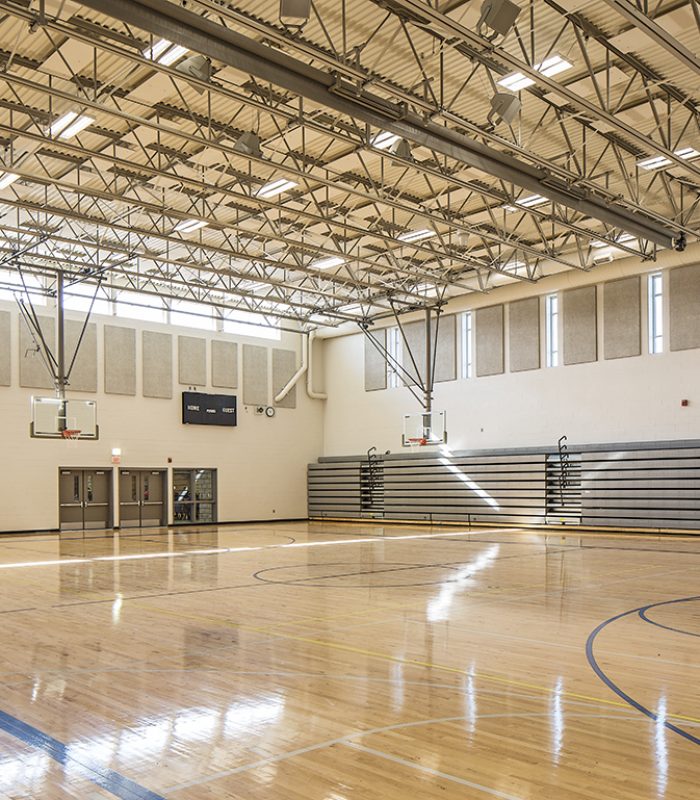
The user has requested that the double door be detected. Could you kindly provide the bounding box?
[119,470,166,528]
[59,468,112,531]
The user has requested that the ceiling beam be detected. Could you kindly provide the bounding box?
[72,0,679,248]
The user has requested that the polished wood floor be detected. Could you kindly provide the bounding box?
[0,521,698,799]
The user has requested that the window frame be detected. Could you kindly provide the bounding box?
[648,271,663,355]
[545,293,559,368]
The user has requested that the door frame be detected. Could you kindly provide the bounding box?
[117,468,168,529]
[58,467,114,532]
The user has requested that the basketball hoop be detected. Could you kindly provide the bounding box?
[61,429,82,441]
[407,437,428,450]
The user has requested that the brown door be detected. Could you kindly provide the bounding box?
[140,471,166,527]
[119,470,141,528]
[119,470,166,528]
[59,469,112,530]
[82,469,111,530]
[59,469,84,531]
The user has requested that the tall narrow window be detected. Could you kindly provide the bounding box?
[545,294,559,367]
[648,272,663,354]
[386,326,402,388]
[460,311,473,378]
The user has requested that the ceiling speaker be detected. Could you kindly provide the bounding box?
[477,0,521,37]
[488,93,521,126]
[280,0,311,27]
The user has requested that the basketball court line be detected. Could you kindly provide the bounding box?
[0,709,165,800]
[163,707,648,795]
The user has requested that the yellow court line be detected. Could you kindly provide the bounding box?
[127,595,700,726]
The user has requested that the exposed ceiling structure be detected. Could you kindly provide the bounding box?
[0,0,698,329]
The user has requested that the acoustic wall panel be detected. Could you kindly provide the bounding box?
[401,317,457,385]
[19,315,55,389]
[272,348,297,409]
[563,286,597,365]
[364,328,386,391]
[0,311,10,386]
[104,325,136,395]
[143,331,172,399]
[178,335,206,386]
[211,340,237,389]
[604,276,641,360]
[509,297,540,372]
[64,320,97,393]
[669,265,700,351]
[242,344,268,405]
[475,305,504,377]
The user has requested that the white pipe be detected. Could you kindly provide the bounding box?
[274,334,308,403]
[306,330,327,400]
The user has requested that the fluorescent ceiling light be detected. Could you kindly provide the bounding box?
[143,38,172,61]
[0,172,19,189]
[256,178,298,198]
[638,147,700,170]
[48,111,77,136]
[312,256,346,269]
[637,155,672,170]
[50,111,94,139]
[503,193,548,211]
[159,44,189,66]
[397,229,436,243]
[175,219,208,233]
[415,283,438,295]
[371,131,400,150]
[498,55,573,91]
[591,233,636,248]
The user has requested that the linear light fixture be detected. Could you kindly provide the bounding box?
[49,111,94,139]
[397,229,436,243]
[175,219,208,233]
[159,44,189,66]
[143,38,189,66]
[312,256,346,269]
[0,172,19,189]
[498,55,573,91]
[591,232,636,248]
[256,178,298,198]
[371,131,400,150]
[503,193,548,211]
[638,147,700,170]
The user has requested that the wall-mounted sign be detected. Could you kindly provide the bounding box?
[182,392,237,427]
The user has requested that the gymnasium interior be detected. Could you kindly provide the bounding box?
[0,0,698,797]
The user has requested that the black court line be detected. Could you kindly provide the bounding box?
[638,605,700,638]
[586,596,700,746]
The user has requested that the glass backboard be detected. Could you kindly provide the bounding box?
[30,396,99,439]
[402,410,446,447]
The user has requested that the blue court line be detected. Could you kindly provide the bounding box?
[638,603,700,638]
[586,595,700,746]
[0,709,166,800]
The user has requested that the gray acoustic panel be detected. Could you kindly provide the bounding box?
[509,297,540,372]
[19,315,55,389]
[364,328,387,391]
[563,286,597,365]
[242,344,268,405]
[211,340,238,389]
[178,335,206,386]
[143,331,172,399]
[604,276,641,360]
[104,325,136,395]
[65,320,97,393]
[272,348,297,409]
[0,311,10,386]
[669,265,700,351]
[475,305,504,377]
[401,316,457,385]
[435,315,457,383]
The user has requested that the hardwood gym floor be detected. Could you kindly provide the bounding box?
[0,521,698,799]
